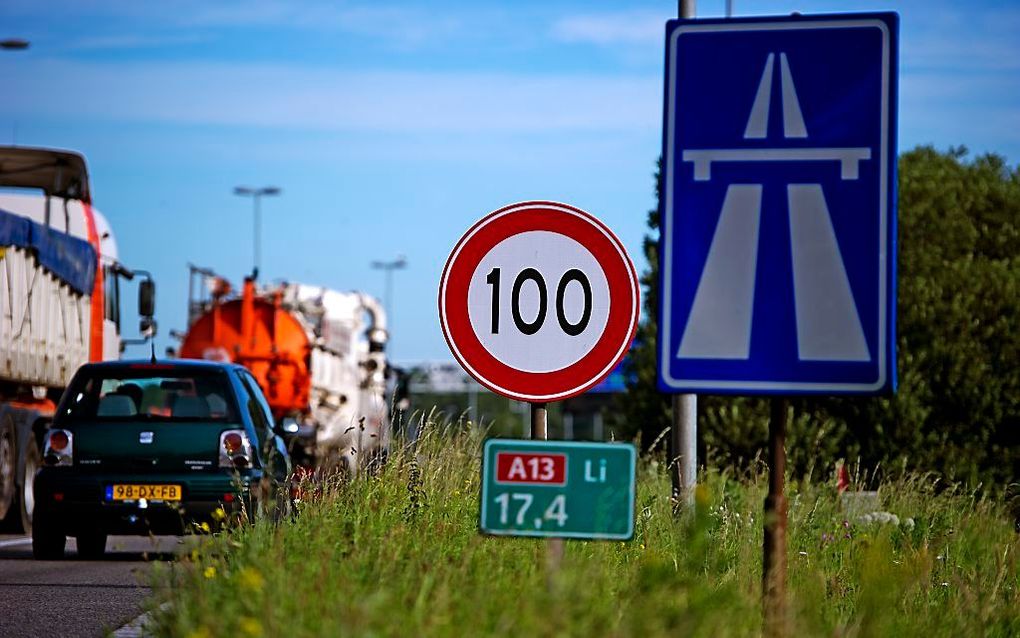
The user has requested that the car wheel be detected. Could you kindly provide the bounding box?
[75,529,107,560]
[32,515,66,560]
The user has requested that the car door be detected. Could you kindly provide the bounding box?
[236,371,291,483]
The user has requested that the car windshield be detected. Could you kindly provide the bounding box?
[59,366,238,422]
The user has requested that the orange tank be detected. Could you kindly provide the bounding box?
[178,278,311,419]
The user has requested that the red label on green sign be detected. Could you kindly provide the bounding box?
[495,452,566,485]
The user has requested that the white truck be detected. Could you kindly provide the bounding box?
[0,146,155,533]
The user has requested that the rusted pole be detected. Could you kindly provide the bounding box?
[763,397,788,636]
[532,403,563,585]
[530,403,547,440]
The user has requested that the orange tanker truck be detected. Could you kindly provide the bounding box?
[177,266,389,472]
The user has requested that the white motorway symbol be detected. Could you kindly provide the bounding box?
[678,51,871,363]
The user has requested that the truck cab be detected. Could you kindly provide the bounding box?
[0,146,156,533]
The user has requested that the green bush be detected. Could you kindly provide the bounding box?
[620,147,1020,489]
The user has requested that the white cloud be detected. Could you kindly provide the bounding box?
[1,59,661,134]
[551,11,663,46]
[63,33,211,51]
[176,1,469,49]
[1,0,476,52]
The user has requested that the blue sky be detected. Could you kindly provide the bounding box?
[2,0,1017,364]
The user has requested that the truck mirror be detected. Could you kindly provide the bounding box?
[140,316,157,338]
[139,279,155,317]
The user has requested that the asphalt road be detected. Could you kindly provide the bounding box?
[0,533,182,638]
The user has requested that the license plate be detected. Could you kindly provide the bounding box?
[106,484,182,501]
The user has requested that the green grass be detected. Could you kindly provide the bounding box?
[146,422,1019,637]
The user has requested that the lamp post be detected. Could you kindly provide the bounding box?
[233,186,280,279]
[0,39,29,50]
[371,255,407,353]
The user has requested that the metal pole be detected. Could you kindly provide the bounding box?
[530,403,547,440]
[371,256,405,358]
[468,382,478,425]
[763,397,789,636]
[669,0,698,510]
[670,394,697,504]
[253,193,261,278]
[532,402,563,585]
[384,267,394,328]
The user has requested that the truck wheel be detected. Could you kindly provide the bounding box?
[75,529,107,560]
[0,418,15,523]
[32,515,66,560]
[15,436,40,534]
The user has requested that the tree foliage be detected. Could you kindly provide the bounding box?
[619,147,1020,487]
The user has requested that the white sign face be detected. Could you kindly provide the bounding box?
[467,231,610,373]
[440,201,639,403]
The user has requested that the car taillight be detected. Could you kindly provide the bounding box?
[49,430,69,451]
[218,429,253,469]
[43,429,73,466]
[223,432,243,453]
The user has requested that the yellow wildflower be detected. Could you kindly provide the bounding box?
[199,521,211,533]
[239,617,263,638]
[203,566,216,579]
[211,507,226,521]
[238,566,265,592]
[694,484,711,507]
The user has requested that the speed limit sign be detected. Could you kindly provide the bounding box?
[439,201,639,402]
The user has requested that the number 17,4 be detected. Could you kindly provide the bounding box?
[493,493,568,527]
[486,267,592,336]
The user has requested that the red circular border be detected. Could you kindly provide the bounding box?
[439,201,639,402]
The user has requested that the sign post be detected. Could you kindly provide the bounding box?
[440,200,640,546]
[659,12,899,633]
[763,397,788,633]
[670,0,699,516]
[531,403,547,440]
[529,401,561,578]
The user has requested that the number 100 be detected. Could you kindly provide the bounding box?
[486,267,593,336]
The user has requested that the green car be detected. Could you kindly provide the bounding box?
[32,359,292,559]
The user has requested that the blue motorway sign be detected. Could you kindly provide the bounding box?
[658,13,899,395]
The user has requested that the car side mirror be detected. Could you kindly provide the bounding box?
[275,417,301,437]
[139,279,156,318]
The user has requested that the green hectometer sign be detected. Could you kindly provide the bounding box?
[480,439,636,540]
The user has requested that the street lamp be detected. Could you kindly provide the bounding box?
[233,186,281,279]
[371,255,407,349]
